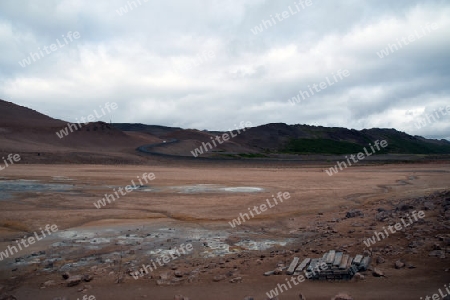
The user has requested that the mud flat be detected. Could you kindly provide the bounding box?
[0,163,449,300]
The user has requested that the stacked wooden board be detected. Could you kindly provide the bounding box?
[283,250,371,281]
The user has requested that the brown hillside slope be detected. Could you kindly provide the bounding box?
[0,100,160,162]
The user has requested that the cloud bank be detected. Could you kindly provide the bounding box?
[0,0,449,140]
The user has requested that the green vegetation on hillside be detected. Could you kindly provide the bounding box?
[281,137,450,155]
[370,133,450,154]
[282,139,367,154]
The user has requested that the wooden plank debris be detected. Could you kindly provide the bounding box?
[294,258,311,274]
[339,254,349,270]
[307,258,320,272]
[326,250,336,264]
[359,256,371,271]
[353,254,363,265]
[333,252,343,266]
[285,250,371,281]
[346,257,354,269]
[286,257,300,275]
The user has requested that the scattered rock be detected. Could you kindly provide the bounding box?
[174,270,183,278]
[429,250,445,258]
[407,263,416,269]
[82,274,93,282]
[44,260,54,269]
[229,276,242,283]
[62,272,70,280]
[77,285,91,292]
[206,263,217,269]
[372,268,384,277]
[332,293,353,300]
[213,275,226,282]
[395,260,405,269]
[397,204,413,212]
[436,234,450,246]
[408,240,423,248]
[376,211,390,222]
[187,274,198,283]
[156,280,168,286]
[66,275,82,287]
[115,274,125,284]
[353,273,365,281]
[423,202,435,210]
[433,243,442,250]
[273,267,283,275]
[41,280,56,288]
[346,209,364,219]
[376,256,385,264]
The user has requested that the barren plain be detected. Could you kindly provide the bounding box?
[0,163,449,300]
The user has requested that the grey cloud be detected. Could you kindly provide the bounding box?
[0,0,449,140]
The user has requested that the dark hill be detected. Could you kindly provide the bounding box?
[231,123,450,155]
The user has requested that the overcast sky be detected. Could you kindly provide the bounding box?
[0,0,449,140]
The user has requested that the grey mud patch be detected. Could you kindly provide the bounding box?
[0,179,74,200]
[2,223,294,274]
[154,184,264,194]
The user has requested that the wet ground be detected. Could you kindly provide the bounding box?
[1,220,296,285]
[0,178,288,277]
[0,179,264,199]
[0,179,74,200]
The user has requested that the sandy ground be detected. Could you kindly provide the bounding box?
[0,163,449,300]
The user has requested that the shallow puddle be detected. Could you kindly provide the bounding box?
[163,184,264,194]
[0,179,264,201]
[0,179,74,200]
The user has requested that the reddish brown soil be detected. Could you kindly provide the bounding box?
[0,163,449,300]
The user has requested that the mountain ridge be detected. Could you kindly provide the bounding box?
[1,99,449,161]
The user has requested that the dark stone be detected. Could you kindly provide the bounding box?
[66,275,82,287]
[82,274,93,282]
[346,209,364,218]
